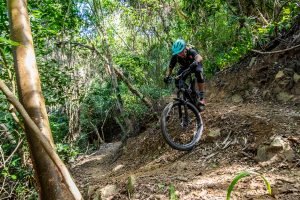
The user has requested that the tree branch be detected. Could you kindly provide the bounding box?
[0,48,24,130]
[3,138,24,168]
[113,66,154,109]
[90,122,104,146]
[251,44,300,54]
[0,79,82,200]
[61,41,154,110]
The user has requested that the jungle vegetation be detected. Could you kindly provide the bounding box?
[0,0,299,198]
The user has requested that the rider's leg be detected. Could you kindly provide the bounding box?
[197,82,205,100]
[194,66,205,104]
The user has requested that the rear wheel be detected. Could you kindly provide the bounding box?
[160,101,203,151]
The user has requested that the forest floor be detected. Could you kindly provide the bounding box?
[72,100,300,200]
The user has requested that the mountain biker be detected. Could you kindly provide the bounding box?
[164,39,205,107]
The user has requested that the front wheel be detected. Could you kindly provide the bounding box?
[160,101,204,151]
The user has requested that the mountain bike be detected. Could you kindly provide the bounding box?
[161,67,204,151]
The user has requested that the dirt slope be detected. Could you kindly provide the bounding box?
[72,99,299,199]
[72,18,300,200]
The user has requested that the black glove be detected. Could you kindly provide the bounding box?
[190,61,203,71]
[163,76,171,84]
[190,61,199,67]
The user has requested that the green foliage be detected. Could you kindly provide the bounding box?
[50,112,79,163]
[169,1,300,75]
[1,0,298,197]
[114,53,151,84]
[1,161,37,199]
[81,80,114,121]
[29,0,82,40]
[127,175,135,197]
[49,111,69,142]
[0,94,12,124]
[0,1,9,42]
[56,143,79,163]
[39,59,72,105]
[15,184,38,200]
[140,84,171,100]
[169,183,179,200]
[0,37,19,46]
[0,0,82,197]
[122,93,147,117]
[157,183,166,191]
[227,171,272,200]
[79,80,115,146]
[0,110,36,198]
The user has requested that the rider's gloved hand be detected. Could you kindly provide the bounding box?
[191,61,199,67]
[163,76,171,84]
[190,61,203,71]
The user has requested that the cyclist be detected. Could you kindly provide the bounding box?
[164,39,205,107]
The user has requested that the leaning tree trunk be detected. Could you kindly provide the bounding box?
[7,0,81,199]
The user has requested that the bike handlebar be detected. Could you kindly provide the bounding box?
[174,67,192,80]
[165,62,199,84]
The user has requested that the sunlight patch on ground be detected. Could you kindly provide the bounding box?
[72,155,106,167]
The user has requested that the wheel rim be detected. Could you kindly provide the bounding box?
[164,102,201,147]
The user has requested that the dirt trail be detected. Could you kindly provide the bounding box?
[72,19,300,199]
[72,100,300,200]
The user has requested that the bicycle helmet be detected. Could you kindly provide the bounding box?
[172,39,186,55]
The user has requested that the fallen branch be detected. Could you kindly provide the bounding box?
[201,152,219,166]
[240,151,254,159]
[0,79,82,200]
[90,122,104,146]
[251,44,300,54]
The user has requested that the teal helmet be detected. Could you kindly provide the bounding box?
[172,39,186,55]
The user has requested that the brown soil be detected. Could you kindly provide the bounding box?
[72,100,300,200]
[72,17,300,200]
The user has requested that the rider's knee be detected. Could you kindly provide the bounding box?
[195,72,205,83]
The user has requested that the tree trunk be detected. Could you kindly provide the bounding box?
[7,0,81,199]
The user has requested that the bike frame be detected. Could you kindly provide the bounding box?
[174,67,198,108]
[174,68,198,127]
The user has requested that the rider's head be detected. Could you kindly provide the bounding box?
[172,39,186,57]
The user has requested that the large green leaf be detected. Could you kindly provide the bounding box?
[226,171,272,200]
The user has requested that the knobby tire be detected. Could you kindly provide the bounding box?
[161,101,203,151]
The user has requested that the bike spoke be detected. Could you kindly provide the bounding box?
[165,103,199,146]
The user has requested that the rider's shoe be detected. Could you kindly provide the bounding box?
[198,98,205,106]
[197,98,205,112]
